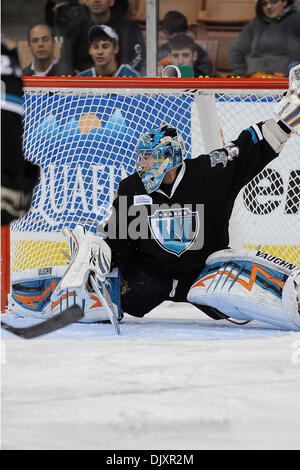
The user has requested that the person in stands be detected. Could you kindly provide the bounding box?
[78,25,139,77]
[58,0,146,75]
[158,11,212,76]
[229,0,300,77]
[167,34,212,78]
[23,24,61,76]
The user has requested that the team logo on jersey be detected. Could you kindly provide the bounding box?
[148,207,199,256]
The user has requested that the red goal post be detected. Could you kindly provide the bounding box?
[1,77,299,312]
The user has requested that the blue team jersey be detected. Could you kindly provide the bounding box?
[78,64,139,77]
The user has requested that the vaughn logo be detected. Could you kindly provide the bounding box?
[148,207,202,256]
[38,267,53,277]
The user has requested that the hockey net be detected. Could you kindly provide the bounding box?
[3,77,300,309]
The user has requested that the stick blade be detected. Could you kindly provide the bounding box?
[1,305,84,339]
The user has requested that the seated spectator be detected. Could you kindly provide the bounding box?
[167,34,212,77]
[158,11,188,62]
[78,25,139,77]
[229,0,300,77]
[158,11,212,76]
[22,24,61,76]
[59,0,146,75]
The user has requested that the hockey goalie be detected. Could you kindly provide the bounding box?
[10,65,300,330]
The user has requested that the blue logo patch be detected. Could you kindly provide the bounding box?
[148,208,199,257]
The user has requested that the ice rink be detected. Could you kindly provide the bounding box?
[1,302,300,450]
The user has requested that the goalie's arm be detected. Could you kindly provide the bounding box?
[236,119,291,190]
[208,65,300,194]
[229,65,299,189]
[207,118,291,200]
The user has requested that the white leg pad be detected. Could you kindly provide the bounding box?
[188,249,300,330]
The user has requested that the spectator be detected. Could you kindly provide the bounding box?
[45,1,85,38]
[59,0,146,75]
[229,0,300,77]
[78,25,139,77]
[22,24,61,76]
[158,11,212,76]
[167,34,212,77]
[158,10,188,62]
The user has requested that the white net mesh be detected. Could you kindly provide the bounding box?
[10,83,300,277]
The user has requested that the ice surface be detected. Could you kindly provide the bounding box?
[1,302,300,450]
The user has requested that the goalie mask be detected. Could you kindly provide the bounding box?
[135,124,185,193]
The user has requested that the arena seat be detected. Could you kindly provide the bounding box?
[129,0,202,25]
[197,0,255,37]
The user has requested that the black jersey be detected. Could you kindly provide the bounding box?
[104,123,278,279]
[1,38,25,191]
[1,39,40,225]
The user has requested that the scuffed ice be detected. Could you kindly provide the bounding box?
[1,302,300,450]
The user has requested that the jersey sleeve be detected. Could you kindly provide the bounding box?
[204,121,282,199]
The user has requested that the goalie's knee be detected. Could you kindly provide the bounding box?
[120,288,154,317]
[120,266,173,317]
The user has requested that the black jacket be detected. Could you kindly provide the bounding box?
[22,60,62,77]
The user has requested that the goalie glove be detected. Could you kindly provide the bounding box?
[274,64,300,135]
[52,224,111,301]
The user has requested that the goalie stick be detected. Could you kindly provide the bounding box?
[1,304,84,339]
[89,274,121,335]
